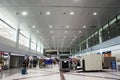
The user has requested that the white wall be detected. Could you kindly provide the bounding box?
[0,35,15,47]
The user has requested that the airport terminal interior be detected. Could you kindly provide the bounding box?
[0,0,120,80]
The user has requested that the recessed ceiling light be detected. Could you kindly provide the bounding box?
[65,31,68,33]
[50,31,53,33]
[70,12,74,15]
[37,31,39,33]
[52,36,54,38]
[32,26,36,28]
[73,39,75,41]
[46,12,50,15]
[74,36,77,38]
[79,31,82,33]
[21,11,27,16]
[66,26,70,28]
[49,25,53,28]
[64,36,66,38]
[83,26,86,28]
[93,12,97,15]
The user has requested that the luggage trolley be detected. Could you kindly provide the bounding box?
[59,54,70,72]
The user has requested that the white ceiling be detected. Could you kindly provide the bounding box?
[0,0,120,50]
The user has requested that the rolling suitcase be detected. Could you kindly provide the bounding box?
[21,68,26,75]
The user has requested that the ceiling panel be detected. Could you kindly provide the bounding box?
[0,0,120,50]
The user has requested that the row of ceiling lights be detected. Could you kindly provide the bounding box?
[50,25,86,49]
[21,11,97,49]
[49,25,85,34]
[21,10,96,35]
[60,34,78,49]
[21,11,97,16]
[21,11,75,16]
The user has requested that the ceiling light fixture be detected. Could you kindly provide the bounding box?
[49,25,53,28]
[37,31,39,33]
[46,12,50,15]
[73,39,75,41]
[66,26,70,28]
[93,12,97,15]
[65,31,68,33]
[21,11,28,16]
[79,31,82,33]
[52,36,54,38]
[50,31,53,33]
[74,36,77,38]
[70,12,74,15]
[83,25,86,28]
[32,26,36,28]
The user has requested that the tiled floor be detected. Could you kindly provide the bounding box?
[0,65,120,80]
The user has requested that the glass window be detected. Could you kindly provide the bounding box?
[81,41,86,50]
[31,40,36,50]
[101,26,111,42]
[88,32,99,47]
[109,20,120,38]
[19,33,29,47]
[37,46,40,52]
[0,19,16,41]
[116,14,120,33]
[94,32,99,45]
[75,46,80,52]
[88,37,92,47]
[40,46,43,53]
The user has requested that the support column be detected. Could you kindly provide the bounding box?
[36,43,37,54]
[29,36,31,52]
[79,45,81,51]
[86,39,89,48]
[99,29,102,43]
[40,41,41,53]
[16,29,20,48]
[70,47,72,55]
[16,12,21,48]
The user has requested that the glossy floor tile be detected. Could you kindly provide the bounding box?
[0,65,120,80]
